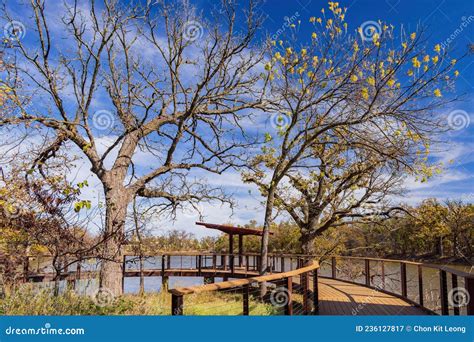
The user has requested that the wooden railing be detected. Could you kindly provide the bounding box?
[169,260,320,316]
[322,255,474,316]
[21,252,473,316]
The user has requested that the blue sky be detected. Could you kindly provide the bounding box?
[2,0,474,238]
[186,0,474,235]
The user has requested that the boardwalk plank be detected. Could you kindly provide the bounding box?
[318,278,426,315]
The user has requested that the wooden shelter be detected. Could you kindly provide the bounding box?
[195,222,273,266]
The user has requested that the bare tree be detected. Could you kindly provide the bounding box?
[1,0,267,295]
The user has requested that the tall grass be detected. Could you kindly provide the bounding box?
[0,288,278,315]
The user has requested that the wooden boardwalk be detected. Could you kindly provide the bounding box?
[24,253,474,315]
[318,278,425,315]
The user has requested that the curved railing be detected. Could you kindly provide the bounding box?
[169,260,320,316]
[320,255,474,316]
[19,253,473,316]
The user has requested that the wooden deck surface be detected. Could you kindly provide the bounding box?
[318,278,426,315]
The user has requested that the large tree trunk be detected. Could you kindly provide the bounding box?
[434,236,444,258]
[260,188,275,275]
[99,186,129,296]
[139,255,145,296]
[300,232,316,255]
[259,187,275,298]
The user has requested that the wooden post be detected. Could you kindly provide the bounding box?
[243,284,250,315]
[465,277,474,315]
[418,265,424,307]
[365,259,370,287]
[212,254,216,270]
[122,255,126,294]
[161,256,168,292]
[302,272,310,315]
[238,235,243,267]
[452,274,459,315]
[167,255,171,269]
[245,255,249,272]
[229,234,234,255]
[285,277,293,316]
[381,261,385,290]
[400,263,407,298]
[221,255,226,270]
[198,255,202,276]
[439,270,449,315]
[171,294,183,315]
[313,269,319,315]
[161,255,166,277]
[281,257,285,273]
[331,257,336,279]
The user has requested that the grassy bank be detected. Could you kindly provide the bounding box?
[0,288,279,315]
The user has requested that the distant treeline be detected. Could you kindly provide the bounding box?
[127,199,473,263]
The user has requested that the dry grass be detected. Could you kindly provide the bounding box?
[0,287,278,316]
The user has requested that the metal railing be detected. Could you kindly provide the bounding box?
[169,259,320,316]
[19,253,474,315]
[321,256,474,315]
